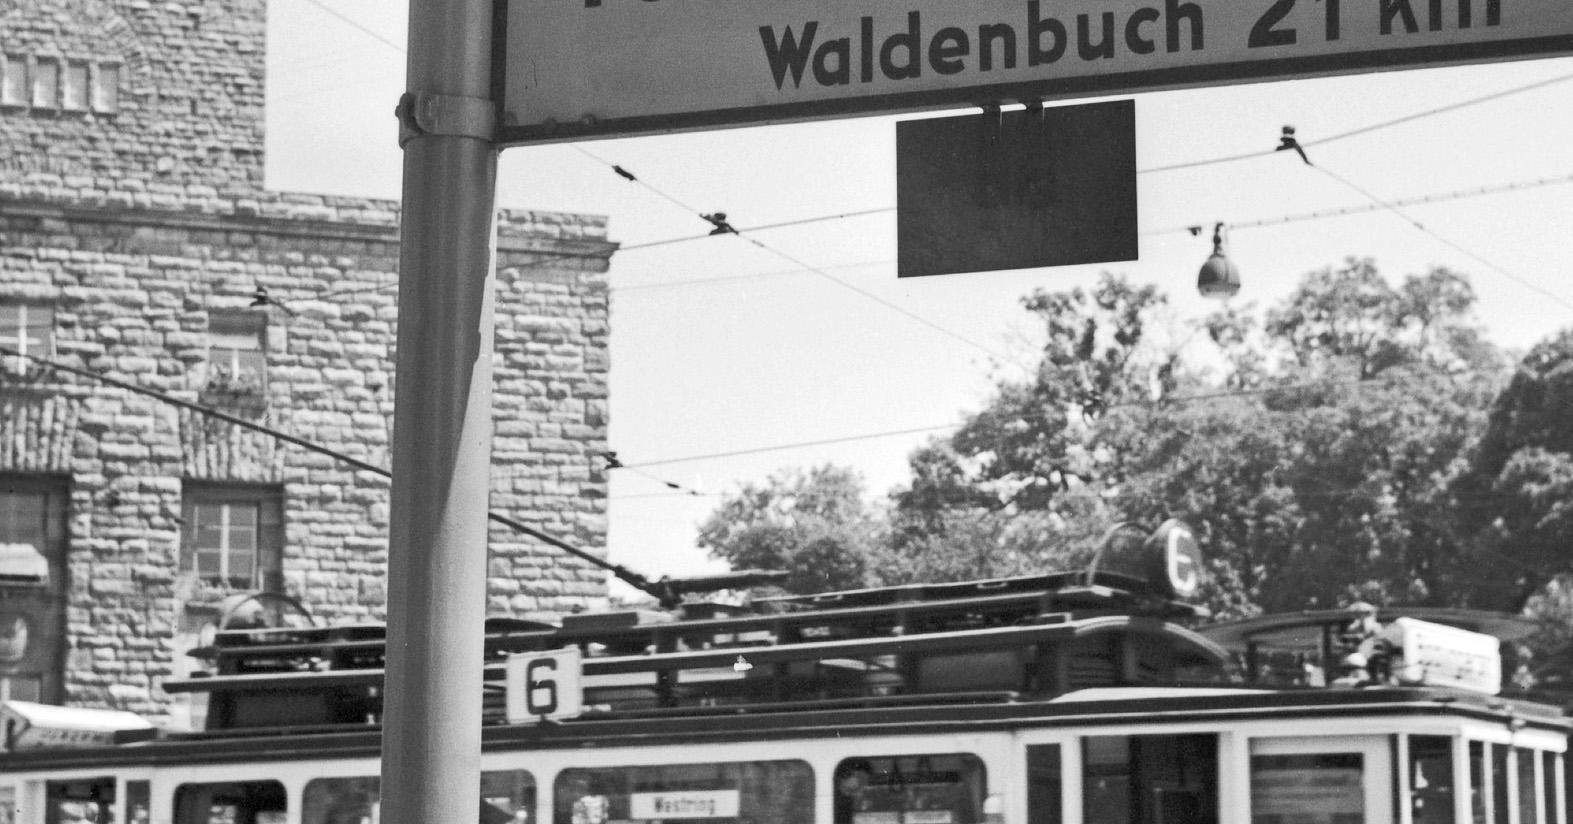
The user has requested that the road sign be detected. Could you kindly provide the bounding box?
[896,100,1136,277]
[505,646,583,723]
[496,0,1573,144]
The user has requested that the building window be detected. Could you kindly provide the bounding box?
[2,56,25,107]
[30,58,57,110]
[0,474,68,704]
[203,311,268,406]
[91,63,119,114]
[62,61,88,112]
[0,304,53,375]
[180,485,283,591]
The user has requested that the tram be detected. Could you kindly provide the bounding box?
[1,521,1567,824]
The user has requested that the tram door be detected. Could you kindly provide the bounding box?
[1250,736,1393,824]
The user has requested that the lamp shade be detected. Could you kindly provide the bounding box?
[1197,252,1240,298]
[1197,223,1240,298]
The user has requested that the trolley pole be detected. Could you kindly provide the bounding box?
[381,0,498,818]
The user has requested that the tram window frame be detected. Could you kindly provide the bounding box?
[1493,745,1510,824]
[1085,734,1218,824]
[1409,735,1455,824]
[44,778,116,824]
[832,753,985,824]
[172,780,286,824]
[1542,751,1564,824]
[1026,744,1062,824]
[125,782,149,824]
[301,770,537,824]
[1516,748,1539,824]
[555,760,813,824]
[1471,741,1489,824]
[1,784,15,824]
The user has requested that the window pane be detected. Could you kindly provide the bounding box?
[1252,753,1363,824]
[0,490,48,547]
[62,62,87,110]
[1027,744,1062,824]
[1494,745,1510,824]
[481,770,535,824]
[1519,749,1539,824]
[1,674,41,702]
[834,754,985,824]
[127,782,150,824]
[1090,735,1217,824]
[2,56,25,106]
[1471,742,1488,824]
[303,777,379,824]
[557,761,813,824]
[174,782,286,824]
[91,64,118,112]
[47,777,116,824]
[195,548,222,577]
[1411,736,1455,824]
[31,59,56,108]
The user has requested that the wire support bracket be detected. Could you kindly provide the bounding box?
[396,91,497,147]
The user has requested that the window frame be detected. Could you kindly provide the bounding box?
[0,304,54,375]
[205,311,269,396]
[180,483,284,591]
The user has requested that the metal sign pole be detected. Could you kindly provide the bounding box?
[382,0,499,817]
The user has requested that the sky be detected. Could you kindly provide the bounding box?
[264,0,1573,595]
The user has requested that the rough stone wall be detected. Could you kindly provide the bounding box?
[0,0,267,199]
[0,196,614,720]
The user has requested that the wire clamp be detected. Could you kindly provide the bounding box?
[396,91,497,147]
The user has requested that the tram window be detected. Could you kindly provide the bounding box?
[1,785,14,824]
[833,754,984,824]
[303,778,379,824]
[127,782,150,824]
[480,770,534,824]
[1410,736,1455,824]
[1251,753,1362,824]
[173,781,286,824]
[45,777,116,824]
[555,760,811,824]
[1026,745,1062,824]
[302,771,537,824]
[1542,752,1563,824]
[1517,749,1539,824]
[1085,735,1217,824]
[1471,742,1488,824]
[1493,746,1510,824]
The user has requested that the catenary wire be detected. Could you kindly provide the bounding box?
[574,145,1028,372]
[614,366,1508,469]
[1307,162,1573,311]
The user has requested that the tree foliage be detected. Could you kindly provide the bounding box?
[697,261,1562,625]
[695,464,881,594]
[1451,330,1573,609]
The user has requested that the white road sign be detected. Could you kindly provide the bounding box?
[505,646,583,723]
[497,0,1573,143]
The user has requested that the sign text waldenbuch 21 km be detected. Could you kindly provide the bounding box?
[496,0,1573,144]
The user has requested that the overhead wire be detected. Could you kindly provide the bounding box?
[1139,68,1573,174]
[573,145,1028,373]
[1309,162,1573,311]
[613,364,1511,469]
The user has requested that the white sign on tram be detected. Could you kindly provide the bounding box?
[504,646,583,723]
[497,0,1573,143]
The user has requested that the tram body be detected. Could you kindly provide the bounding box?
[3,540,1568,824]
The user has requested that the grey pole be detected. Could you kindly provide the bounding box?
[381,0,498,818]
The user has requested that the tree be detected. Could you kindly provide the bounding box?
[1451,330,1573,609]
[695,465,882,594]
[887,262,1504,617]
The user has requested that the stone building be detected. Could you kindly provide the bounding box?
[0,0,614,725]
